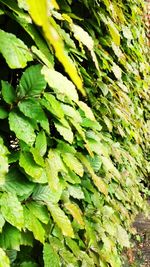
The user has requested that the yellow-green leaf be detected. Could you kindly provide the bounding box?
[47,203,74,237]
[65,202,84,227]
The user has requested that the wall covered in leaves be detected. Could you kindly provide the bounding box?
[0,0,149,266]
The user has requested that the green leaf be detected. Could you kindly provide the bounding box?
[112,63,122,80]
[9,111,36,146]
[0,248,10,267]
[0,224,21,251]
[18,64,46,98]
[107,19,120,46]
[20,262,38,267]
[43,93,64,119]
[1,81,16,104]
[41,66,79,102]
[64,202,84,226]
[68,185,84,199]
[78,101,95,121]
[0,213,5,233]
[77,153,108,195]
[62,153,84,177]
[54,120,74,144]
[23,206,45,243]
[18,98,49,133]
[0,107,8,119]
[0,29,32,68]
[0,137,8,185]
[116,225,130,247]
[26,201,49,224]
[19,152,47,183]
[27,0,84,95]
[4,168,35,199]
[47,203,74,237]
[45,150,65,199]
[30,147,45,167]
[61,103,82,123]
[0,192,24,230]
[35,130,47,157]
[32,184,62,204]
[43,243,60,267]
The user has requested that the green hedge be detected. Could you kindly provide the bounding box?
[0,0,149,266]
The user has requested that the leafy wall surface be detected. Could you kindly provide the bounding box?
[0,0,149,266]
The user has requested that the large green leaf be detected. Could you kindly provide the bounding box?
[54,120,74,144]
[43,243,60,267]
[26,201,49,224]
[61,153,84,177]
[18,64,46,98]
[0,29,32,68]
[77,153,108,195]
[9,111,36,146]
[47,203,74,238]
[4,168,35,199]
[0,137,8,185]
[19,152,47,183]
[0,248,10,267]
[41,66,79,102]
[43,93,64,119]
[23,206,45,243]
[18,98,49,133]
[32,184,62,204]
[1,81,16,104]
[0,224,21,251]
[35,130,47,157]
[0,192,24,230]
[27,0,85,95]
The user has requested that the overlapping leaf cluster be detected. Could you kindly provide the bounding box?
[0,0,149,266]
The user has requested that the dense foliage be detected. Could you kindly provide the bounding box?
[0,0,149,266]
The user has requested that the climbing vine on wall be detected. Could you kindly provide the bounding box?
[0,0,149,266]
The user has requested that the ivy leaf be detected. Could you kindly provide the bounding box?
[62,153,84,177]
[0,248,10,267]
[35,130,47,157]
[1,81,16,104]
[9,111,36,146]
[47,203,74,238]
[18,98,49,133]
[0,29,32,68]
[18,64,46,98]
[0,192,24,230]
[43,243,60,267]
[19,152,47,183]
[41,66,79,102]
